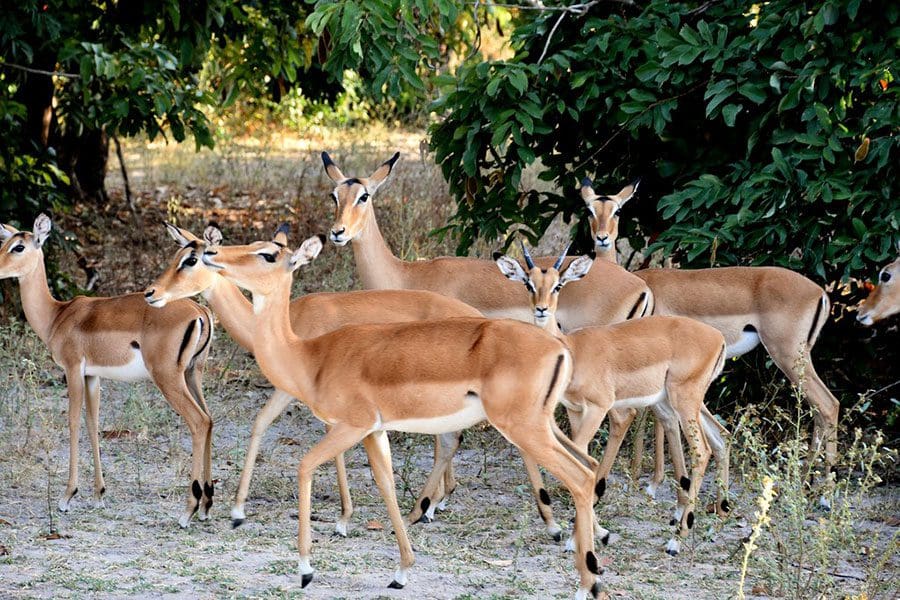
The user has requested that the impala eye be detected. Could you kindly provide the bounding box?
[357,192,369,204]
[259,253,277,263]
[881,271,892,283]
[553,284,563,293]
[182,255,198,267]
[614,209,621,217]
[11,244,25,253]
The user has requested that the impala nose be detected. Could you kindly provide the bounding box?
[144,289,155,298]
[331,227,345,238]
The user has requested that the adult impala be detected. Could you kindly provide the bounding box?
[497,244,730,555]
[200,230,603,599]
[322,152,653,328]
[580,178,840,486]
[0,215,214,527]
[857,248,900,326]
[145,223,483,530]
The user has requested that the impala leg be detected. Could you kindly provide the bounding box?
[59,368,85,512]
[522,454,563,541]
[155,376,212,528]
[185,366,214,521]
[596,408,637,485]
[667,415,711,557]
[439,434,458,512]
[297,423,367,588]
[362,431,416,589]
[232,389,295,527]
[654,402,690,525]
[700,407,731,516]
[569,403,613,546]
[629,408,649,481]
[649,417,666,499]
[407,431,460,525]
[83,375,106,507]
[333,450,353,536]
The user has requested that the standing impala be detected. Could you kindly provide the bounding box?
[581,178,840,489]
[0,215,214,527]
[497,244,730,555]
[857,248,900,326]
[321,152,653,329]
[200,231,604,599]
[145,223,483,530]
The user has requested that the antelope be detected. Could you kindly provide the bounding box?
[145,223,483,531]
[200,230,604,599]
[581,177,640,262]
[496,244,730,555]
[857,247,900,326]
[0,215,214,527]
[581,178,840,499]
[321,151,653,329]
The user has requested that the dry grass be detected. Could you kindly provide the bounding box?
[0,126,896,599]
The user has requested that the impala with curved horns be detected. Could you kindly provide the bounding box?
[497,243,730,555]
[580,178,839,496]
[0,215,214,527]
[200,229,603,598]
[857,246,900,326]
[145,222,483,531]
[321,151,653,330]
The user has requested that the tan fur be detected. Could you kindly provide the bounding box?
[581,179,638,263]
[497,253,731,545]
[323,152,652,329]
[201,233,601,597]
[857,255,900,325]
[146,224,483,527]
[0,217,214,526]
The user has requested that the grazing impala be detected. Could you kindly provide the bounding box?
[200,230,604,599]
[321,152,653,329]
[857,249,900,326]
[145,223,483,530]
[580,178,840,489]
[0,215,214,527]
[497,244,730,555]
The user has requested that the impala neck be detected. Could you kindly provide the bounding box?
[540,315,566,340]
[16,257,63,345]
[351,208,404,289]
[597,247,618,264]
[203,275,255,351]
[249,280,316,401]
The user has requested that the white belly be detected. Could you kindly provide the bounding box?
[381,394,487,434]
[84,351,151,382]
[612,389,666,410]
[726,330,761,358]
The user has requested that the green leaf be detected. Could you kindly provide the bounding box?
[722,104,741,127]
[508,70,528,95]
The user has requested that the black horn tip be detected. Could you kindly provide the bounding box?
[581,177,594,188]
[631,177,642,189]
[385,151,401,167]
[321,151,333,166]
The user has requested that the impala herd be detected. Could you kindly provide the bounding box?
[1,152,896,598]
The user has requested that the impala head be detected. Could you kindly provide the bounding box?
[322,151,400,246]
[581,177,639,256]
[495,242,594,328]
[145,223,224,307]
[857,248,900,326]
[0,214,52,279]
[201,223,324,298]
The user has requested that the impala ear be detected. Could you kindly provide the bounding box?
[288,234,324,272]
[613,178,641,206]
[203,222,223,247]
[580,177,596,203]
[495,254,529,284]
[559,254,594,286]
[321,151,347,183]
[367,152,400,193]
[164,222,199,247]
[273,222,290,246]
[0,223,17,241]
[32,214,52,248]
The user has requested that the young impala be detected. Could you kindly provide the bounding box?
[857,247,900,326]
[200,230,604,599]
[0,215,214,527]
[145,223,483,530]
[321,151,653,329]
[497,244,730,555]
[581,178,839,498]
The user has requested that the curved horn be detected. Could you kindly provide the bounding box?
[520,240,535,270]
[553,243,571,271]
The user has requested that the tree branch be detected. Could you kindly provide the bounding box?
[0,61,79,79]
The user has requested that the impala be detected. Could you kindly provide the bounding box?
[0,215,214,527]
[145,223,483,530]
[497,244,730,555]
[322,151,653,329]
[580,177,640,262]
[581,179,840,490]
[857,248,900,326]
[200,231,604,598]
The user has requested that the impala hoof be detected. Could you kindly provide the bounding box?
[601,532,610,546]
[334,521,348,537]
[231,506,246,529]
[301,573,313,588]
[552,530,563,542]
[416,513,432,524]
[387,580,404,589]
[665,538,681,556]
